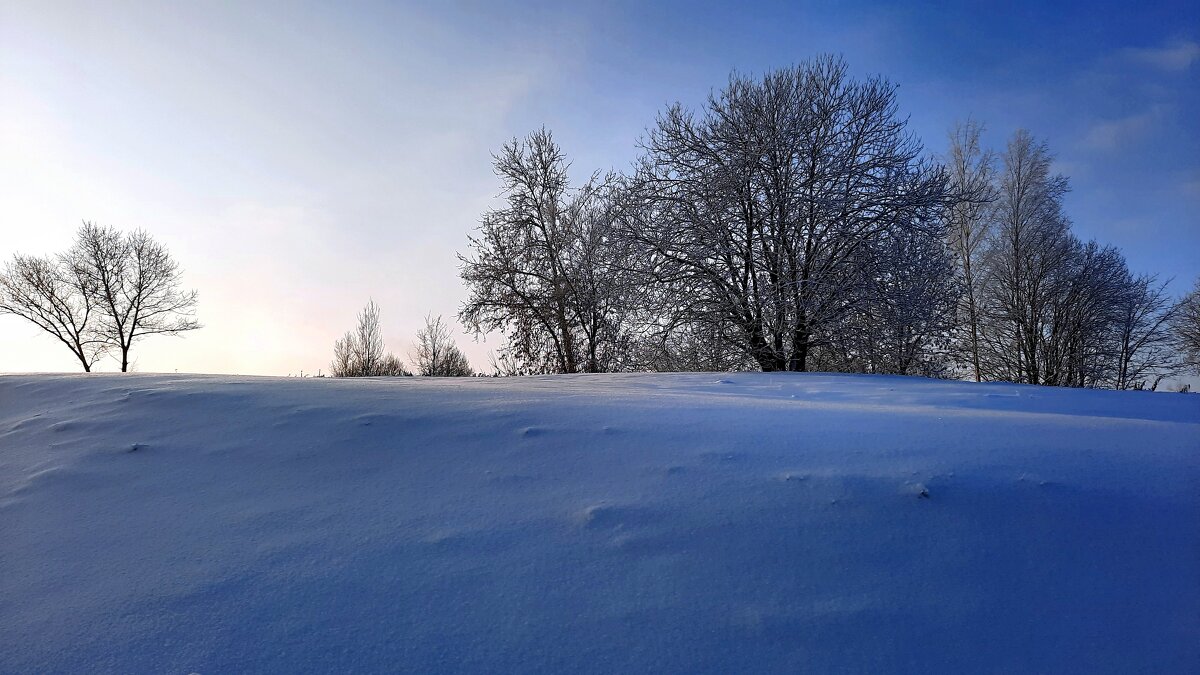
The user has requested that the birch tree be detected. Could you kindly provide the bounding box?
[978,130,1073,384]
[944,120,996,381]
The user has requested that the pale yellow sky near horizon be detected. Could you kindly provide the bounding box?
[0,2,576,375]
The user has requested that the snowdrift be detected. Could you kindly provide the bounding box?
[1,373,1197,672]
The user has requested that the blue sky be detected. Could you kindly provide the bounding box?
[1,0,1196,374]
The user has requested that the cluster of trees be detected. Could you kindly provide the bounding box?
[0,222,200,372]
[459,56,1198,389]
[330,300,410,377]
[946,123,1184,389]
[330,301,473,377]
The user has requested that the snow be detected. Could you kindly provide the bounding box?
[1,373,1197,673]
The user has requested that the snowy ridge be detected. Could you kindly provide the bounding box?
[1,373,1197,672]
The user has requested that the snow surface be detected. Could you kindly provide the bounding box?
[1,373,1197,673]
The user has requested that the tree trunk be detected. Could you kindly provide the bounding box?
[788,319,809,372]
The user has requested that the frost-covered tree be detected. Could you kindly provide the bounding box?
[1108,273,1179,390]
[977,130,1074,384]
[943,120,997,381]
[964,131,1178,389]
[819,218,957,376]
[487,349,539,377]
[1172,278,1200,374]
[331,300,409,377]
[629,313,756,373]
[455,74,1181,390]
[1041,239,1129,387]
[459,129,635,373]
[623,57,954,372]
[411,314,474,376]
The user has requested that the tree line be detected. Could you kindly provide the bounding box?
[458,56,1200,389]
[5,57,1197,386]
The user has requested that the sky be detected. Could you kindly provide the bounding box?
[1,0,1197,375]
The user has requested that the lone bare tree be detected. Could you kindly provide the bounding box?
[0,253,107,371]
[410,314,474,376]
[331,300,409,377]
[2,223,199,372]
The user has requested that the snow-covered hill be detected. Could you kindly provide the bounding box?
[1,373,1197,673]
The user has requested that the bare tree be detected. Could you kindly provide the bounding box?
[1042,239,1129,387]
[1172,278,1200,375]
[330,335,357,378]
[459,129,635,373]
[967,131,1179,389]
[455,73,1181,390]
[71,223,200,372]
[629,311,755,373]
[624,57,954,372]
[331,299,409,377]
[411,314,474,376]
[0,253,108,371]
[944,120,997,381]
[460,129,578,373]
[1109,273,1179,390]
[2,223,198,372]
[820,218,958,376]
[978,130,1074,384]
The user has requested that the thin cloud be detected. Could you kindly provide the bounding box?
[1119,39,1200,71]
[1080,105,1167,151]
